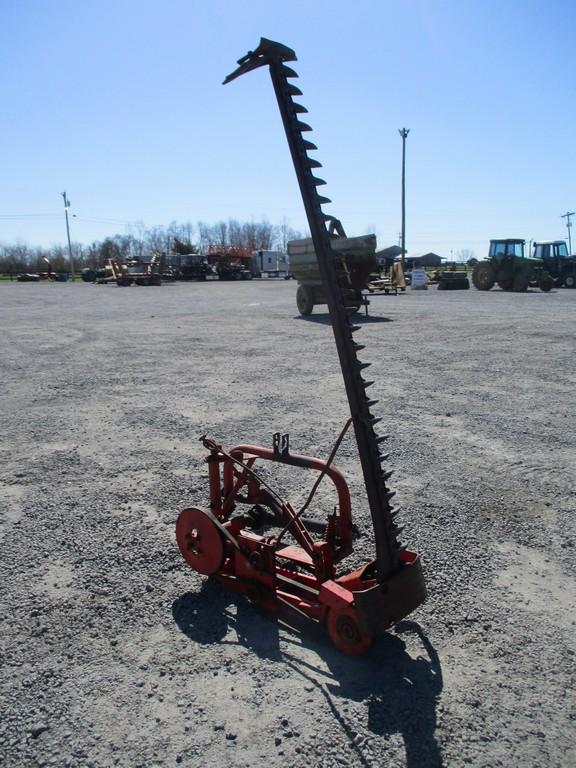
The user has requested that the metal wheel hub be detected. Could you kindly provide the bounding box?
[176,507,224,575]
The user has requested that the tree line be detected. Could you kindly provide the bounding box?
[0,218,305,274]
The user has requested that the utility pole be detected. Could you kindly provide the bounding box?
[398,128,410,268]
[561,211,575,255]
[61,191,75,281]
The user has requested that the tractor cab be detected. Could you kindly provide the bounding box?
[488,239,526,260]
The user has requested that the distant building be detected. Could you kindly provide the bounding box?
[375,248,444,270]
[406,252,443,268]
[375,245,403,268]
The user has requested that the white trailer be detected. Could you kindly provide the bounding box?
[251,250,289,278]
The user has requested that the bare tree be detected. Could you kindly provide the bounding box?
[275,218,304,250]
[455,248,476,263]
[0,217,306,274]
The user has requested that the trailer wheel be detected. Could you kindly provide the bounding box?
[296,285,314,315]
[564,273,576,289]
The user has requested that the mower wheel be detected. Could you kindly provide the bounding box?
[326,606,373,656]
[471,262,495,291]
[296,285,314,315]
[176,507,224,575]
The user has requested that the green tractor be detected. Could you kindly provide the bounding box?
[472,239,553,293]
[532,240,576,288]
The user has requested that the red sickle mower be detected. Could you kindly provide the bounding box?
[176,39,427,655]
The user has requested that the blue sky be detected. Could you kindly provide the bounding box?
[1,0,574,258]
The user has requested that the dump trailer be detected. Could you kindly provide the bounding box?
[289,225,377,315]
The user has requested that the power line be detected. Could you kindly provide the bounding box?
[561,211,574,254]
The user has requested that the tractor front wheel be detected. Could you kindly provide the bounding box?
[472,262,495,291]
[538,274,554,293]
[563,273,576,289]
[512,273,529,292]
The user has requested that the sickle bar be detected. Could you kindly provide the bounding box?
[176,39,426,655]
[224,39,421,583]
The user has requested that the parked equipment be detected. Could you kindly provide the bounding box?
[207,246,253,280]
[437,270,470,290]
[90,254,165,286]
[125,253,164,286]
[289,222,377,315]
[176,38,426,655]
[17,258,67,282]
[472,239,553,292]
[95,258,133,286]
[532,240,576,288]
[173,239,215,281]
[252,249,290,278]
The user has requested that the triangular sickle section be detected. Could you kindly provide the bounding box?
[223,38,296,84]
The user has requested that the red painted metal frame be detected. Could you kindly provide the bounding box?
[199,438,361,622]
[178,436,425,653]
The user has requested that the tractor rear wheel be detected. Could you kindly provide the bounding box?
[497,278,513,291]
[472,262,495,291]
[296,285,314,315]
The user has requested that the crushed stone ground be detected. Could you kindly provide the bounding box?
[1,280,575,768]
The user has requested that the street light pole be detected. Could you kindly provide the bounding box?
[398,128,410,268]
[561,211,575,255]
[61,191,75,281]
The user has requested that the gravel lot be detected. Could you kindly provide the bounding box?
[1,279,575,768]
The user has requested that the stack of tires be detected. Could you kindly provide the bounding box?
[437,272,470,290]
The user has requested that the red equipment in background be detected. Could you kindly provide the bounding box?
[206,245,253,280]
